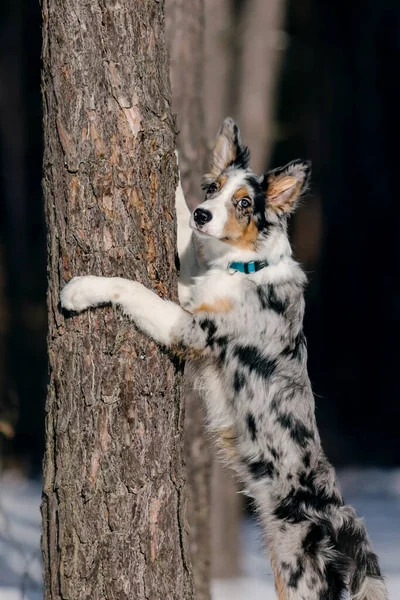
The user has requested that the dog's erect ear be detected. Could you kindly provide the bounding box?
[206,118,250,181]
[262,159,311,215]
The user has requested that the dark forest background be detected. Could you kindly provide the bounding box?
[1,0,399,475]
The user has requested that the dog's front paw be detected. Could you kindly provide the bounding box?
[60,276,108,312]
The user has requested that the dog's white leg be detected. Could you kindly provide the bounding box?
[61,276,191,347]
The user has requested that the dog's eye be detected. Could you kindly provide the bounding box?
[238,197,251,208]
[207,183,218,195]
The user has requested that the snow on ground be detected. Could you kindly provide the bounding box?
[0,472,43,600]
[0,471,42,600]
[0,469,399,599]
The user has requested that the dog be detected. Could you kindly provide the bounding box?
[61,118,387,600]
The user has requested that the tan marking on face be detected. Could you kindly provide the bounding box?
[217,175,228,190]
[193,297,233,314]
[222,215,259,250]
[220,184,258,248]
[233,186,250,201]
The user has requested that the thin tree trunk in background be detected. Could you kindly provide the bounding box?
[236,0,286,172]
[41,1,194,598]
[182,382,211,598]
[204,0,242,579]
[204,0,232,143]
[210,461,242,578]
[166,2,212,599]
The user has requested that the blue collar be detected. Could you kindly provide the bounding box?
[228,260,269,274]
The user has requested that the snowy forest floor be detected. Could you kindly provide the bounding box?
[0,469,399,599]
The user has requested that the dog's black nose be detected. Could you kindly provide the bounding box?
[193,208,212,225]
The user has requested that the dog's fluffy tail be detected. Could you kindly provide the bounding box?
[336,507,388,600]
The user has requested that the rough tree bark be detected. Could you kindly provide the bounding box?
[41,1,194,599]
[166,2,212,599]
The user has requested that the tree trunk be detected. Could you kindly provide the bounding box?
[236,0,287,172]
[210,461,242,579]
[166,3,212,600]
[204,0,232,143]
[41,1,194,599]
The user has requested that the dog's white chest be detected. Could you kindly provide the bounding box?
[187,269,242,311]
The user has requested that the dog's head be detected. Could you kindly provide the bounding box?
[190,118,310,252]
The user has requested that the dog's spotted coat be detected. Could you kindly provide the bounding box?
[61,118,387,600]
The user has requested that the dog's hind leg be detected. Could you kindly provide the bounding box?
[336,505,388,600]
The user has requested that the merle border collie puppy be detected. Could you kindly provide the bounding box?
[61,118,387,600]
